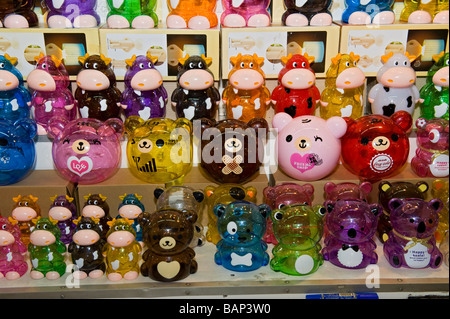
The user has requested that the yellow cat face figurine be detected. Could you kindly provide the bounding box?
[124,116,192,183]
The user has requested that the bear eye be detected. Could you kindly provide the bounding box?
[361,137,369,145]
[429,129,440,143]
[429,219,433,224]
[177,234,183,239]
[227,222,237,235]
[340,225,344,230]
[92,139,101,145]
[63,138,70,144]
[155,139,165,147]
[391,134,399,142]
[152,235,158,240]
[0,138,8,147]
[314,135,323,142]
[409,218,415,223]
[286,135,293,142]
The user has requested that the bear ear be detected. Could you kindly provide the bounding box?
[429,199,443,213]
[379,181,392,194]
[302,183,315,197]
[199,118,215,132]
[124,116,145,136]
[193,190,205,203]
[137,212,151,227]
[388,198,404,212]
[14,118,37,140]
[324,182,337,195]
[258,204,271,219]
[174,118,192,134]
[359,182,373,196]
[248,117,269,137]
[182,209,198,224]
[272,112,293,131]
[416,181,429,194]
[326,116,347,139]
[213,204,226,218]
[415,117,428,129]
[263,186,276,200]
[391,111,412,133]
[370,204,383,217]
[47,116,68,139]
[153,188,165,200]
[99,118,124,138]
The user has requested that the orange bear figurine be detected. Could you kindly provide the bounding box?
[222,53,271,122]
[166,0,218,29]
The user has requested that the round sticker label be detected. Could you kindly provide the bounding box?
[370,153,393,173]
[430,154,449,177]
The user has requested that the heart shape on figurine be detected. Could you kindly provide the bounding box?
[290,153,316,173]
[232,0,244,7]
[157,261,180,279]
[67,156,93,177]
[295,0,308,7]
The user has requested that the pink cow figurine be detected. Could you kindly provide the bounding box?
[0,217,28,280]
[220,0,271,27]
[27,54,77,135]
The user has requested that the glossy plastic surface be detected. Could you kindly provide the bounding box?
[0,217,28,280]
[271,53,320,118]
[166,0,218,29]
[324,181,372,202]
[48,195,77,245]
[81,194,113,240]
[342,0,395,24]
[122,54,167,120]
[10,195,41,246]
[432,179,449,243]
[223,54,270,122]
[411,118,449,178]
[0,0,38,27]
[117,193,145,242]
[106,0,158,28]
[400,0,449,23]
[48,117,124,184]
[440,231,449,267]
[282,0,333,26]
[124,116,192,183]
[221,0,271,27]
[45,0,100,28]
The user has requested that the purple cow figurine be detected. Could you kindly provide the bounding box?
[48,195,78,245]
[27,54,77,135]
[0,217,28,280]
[121,54,167,120]
[44,0,100,28]
[220,0,271,27]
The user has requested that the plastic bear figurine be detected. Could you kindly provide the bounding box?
[166,0,218,29]
[138,210,198,282]
[400,0,449,24]
[223,54,271,122]
[171,55,220,121]
[412,118,449,178]
[440,231,449,267]
[27,54,77,135]
[200,117,268,184]
[28,217,67,280]
[0,0,38,28]
[271,53,320,118]
[431,179,449,243]
[342,0,395,25]
[384,198,443,269]
[273,113,347,181]
[117,193,145,243]
[220,0,271,27]
[263,183,314,245]
[213,201,271,272]
[48,195,78,245]
[68,216,106,280]
[419,51,449,120]
[324,181,372,202]
[282,0,333,26]
[75,54,122,121]
[9,195,41,246]
[0,118,37,186]
[204,184,257,244]
[320,52,365,120]
[102,218,142,281]
[47,117,124,184]
[121,54,167,120]
[0,217,28,280]
[270,204,326,276]
[322,199,382,269]
[124,116,193,183]
[106,0,158,28]
[0,54,31,121]
[44,0,100,28]
[341,111,412,182]
[81,194,113,240]
[154,186,206,247]
[369,52,422,117]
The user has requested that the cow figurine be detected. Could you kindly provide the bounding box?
[369,52,422,117]
[166,0,218,29]
[44,0,100,28]
[0,217,28,280]
[220,0,271,27]
[81,194,113,240]
[121,54,167,120]
[106,0,158,28]
[222,53,271,122]
[9,195,41,246]
[342,0,395,25]
[117,193,145,242]
[27,54,77,135]
[48,195,78,245]
[282,0,333,26]
[0,0,38,28]
[319,53,365,119]
[171,54,220,121]
[400,0,449,24]
[75,54,122,121]
[271,53,320,118]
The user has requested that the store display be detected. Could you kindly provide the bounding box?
[124,116,193,183]
[75,54,122,121]
[220,0,271,27]
[322,199,382,269]
[68,216,106,280]
[106,0,158,28]
[117,193,145,242]
[138,210,198,282]
[9,195,41,246]
[319,53,365,120]
[102,218,142,281]
[341,111,412,182]
[273,113,347,181]
[342,0,395,25]
[432,179,449,243]
[270,204,326,276]
[271,53,320,118]
[0,54,31,121]
[0,118,37,186]
[440,231,449,267]
[282,0,333,26]
[0,0,38,28]
[384,198,443,269]
[166,0,218,29]
[28,217,67,280]
[44,0,100,28]
[47,117,124,184]
[172,55,220,121]
[411,118,449,178]
[222,53,270,122]
[48,195,77,245]
[419,51,449,120]
[0,217,28,280]
[214,201,271,272]
[369,52,421,117]
[81,194,113,241]
[400,0,449,24]
[27,54,77,135]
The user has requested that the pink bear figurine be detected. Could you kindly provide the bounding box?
[221,0,271,27]
[412,117,449,178]
[0,217,28,280]
[27,54,77,135]
[324,182,373,202]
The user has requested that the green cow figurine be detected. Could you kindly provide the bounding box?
[106,0,158,28]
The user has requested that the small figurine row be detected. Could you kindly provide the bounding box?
[0,1,448,29]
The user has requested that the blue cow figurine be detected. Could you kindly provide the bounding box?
[117,193,145,242]
[342,0,395,24]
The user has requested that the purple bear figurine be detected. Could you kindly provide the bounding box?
[322,199,382,269]
[48,195,78,245]
[384,198,443,269]
[44,0,100,28]
[121,54,167,120]
[0,217,28,280]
